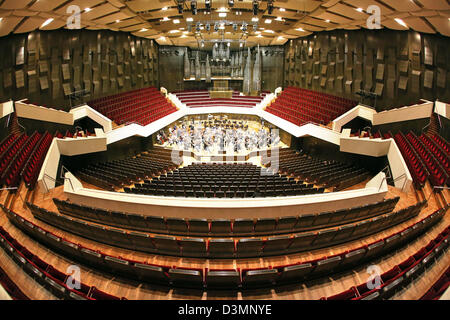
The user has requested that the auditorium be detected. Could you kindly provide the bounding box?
[0,0,449,302]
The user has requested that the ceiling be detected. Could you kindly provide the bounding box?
[0,0,449,48]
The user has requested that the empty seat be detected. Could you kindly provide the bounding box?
[232,219,254,235]
[295,213,316,231]
[342,248,367,267]
[236,238,263,258]
[288,232,317,253]
[254,218,276,234]
[242,269,278,288]
[166,217,188,234]
[104,255,132,277]
[208,239,235,258]
[210,219,232,236]
[206,270,241,289]
[313,228,338,247]
[314,255,342,275]
[128,231,156,253]
[276,216,297,232]
[145,216,167,233]
[188,219,209,235]
[263,235,292,256]
[180,238,207,258]
[168,268,204,289]
[152,235,180,256]
[133,263,170,285]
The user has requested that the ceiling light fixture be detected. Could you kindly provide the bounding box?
[356,8,363,12]
[84,8,91,12]
[219,12,227,18]
[228,0,234,7]
[173,19,180,24]
[41,18,54,28]
[394,18,408,28]
[265,19,272,24]
[252,17,259,22]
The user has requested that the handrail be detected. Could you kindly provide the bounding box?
[422,117,431,135]
[43,172,75,193]
[0,187,25,203]
[426,186,450,205]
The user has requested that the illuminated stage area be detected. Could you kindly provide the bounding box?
[155,114,289,158]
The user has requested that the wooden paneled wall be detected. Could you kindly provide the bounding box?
[284,30,450,111]
[0,30,159,111]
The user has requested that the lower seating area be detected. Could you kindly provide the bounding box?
[0,131,54,190]
[76,147,178,190]
[25,201,424,259]
[127,162,325,198]
[323,224,449,300]
[174,90,265,108]
[265,86,357,126]
[0,224,124,300]
[52,197,399,236]
[263,148,371,191]
[0,265,29,300]
[420,266,450,300]
[1,202,443,291]
[88,86,177,126]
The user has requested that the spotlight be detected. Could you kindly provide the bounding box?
[191,1,197,15]
[196,22,201,32]
[242,22,247,32]
[206,23,211,32]
[233,23,238,32]
[228,0,234,7]
[267,0,274,15]
[252,0,259,16]
[177,0,184,14]
[205,0,211,13]
[214,22,219,32]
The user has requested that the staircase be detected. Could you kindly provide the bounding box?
[8,112,22,136]
[426,113,440,137]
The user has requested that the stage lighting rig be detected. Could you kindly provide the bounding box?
[228,0,234,7]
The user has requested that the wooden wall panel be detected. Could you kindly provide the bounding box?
[0,30,159,111]
[284,30,450,111]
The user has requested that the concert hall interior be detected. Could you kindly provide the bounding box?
[0,0,449,302]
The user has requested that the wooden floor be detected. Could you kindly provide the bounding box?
[0,181,448,300]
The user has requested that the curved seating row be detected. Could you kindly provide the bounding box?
[27,201,423,259]
[0,264,29,300]
[2,203,443,290]
[420,266,450,300]
[0,225,124,300]
[322,223,449,300]
[53,197,399,237]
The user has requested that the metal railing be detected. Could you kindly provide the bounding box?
[426,186,450,205]
[377,165,408,192]
[0,187,25,203]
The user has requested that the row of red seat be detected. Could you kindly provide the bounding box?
[406,132,449,187]
[4,201,443,291]
[1,132,43,189]
[322,223,449,300]
[420,265,450,300]
[432,134,450,155]
[175,90,264,108]
[394,132,429,188]
[266,86,357,126]
[88,86,177,127]
[420,134,449,175]
[0,265,29,300]
[22,132,53,190]
[0,134,29,175]
[0,225,124,300]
